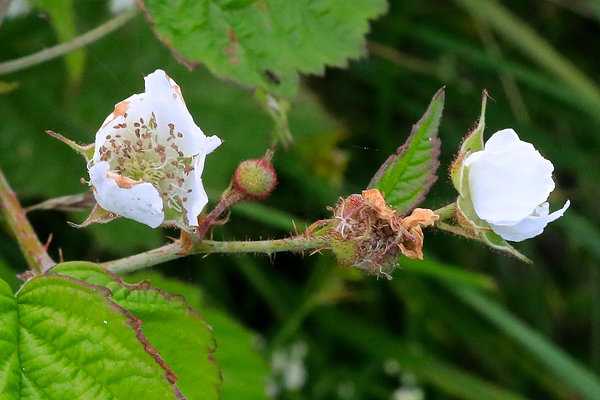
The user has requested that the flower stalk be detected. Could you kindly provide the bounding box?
[102,235,330,274]
[0,168,54,274]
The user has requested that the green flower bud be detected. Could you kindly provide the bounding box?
[232,151,277,200]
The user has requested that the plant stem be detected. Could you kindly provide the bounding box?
[102,235,330,274]
[433,203,456,221]
[0,8,138,75]
[435,221,473,239]
[0,168,54,274]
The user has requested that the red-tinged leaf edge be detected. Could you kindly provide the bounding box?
[39,274,187,399]
[368,87,444,214]
[49,261,221,397]
[136,0,201,72]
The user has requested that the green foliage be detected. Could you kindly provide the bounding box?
[450,283,600,400]
[139,0,387,99]
[138,0,386,143]
[29,0,84,84]
[125,272,271,400]
[0,276,183,399]
[1,1,599,399]
[368,88,443,215]
[51,262,221,400]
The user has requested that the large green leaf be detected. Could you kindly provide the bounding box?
[51,262,221,400]
[125,272,270,400]
[138,0,388,99]
[0,275,184,399]
[368,88,444,215]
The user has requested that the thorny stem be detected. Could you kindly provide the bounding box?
[195,189,245,238]
[0,168,55,274]
[102,235,330,274]
[0,8,138,75]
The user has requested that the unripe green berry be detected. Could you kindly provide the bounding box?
[232,157,277,200]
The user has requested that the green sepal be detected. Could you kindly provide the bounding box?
[456,197,532,263]
[450,90,487,197]
[68,203,119,228]
[0,275,185,399]
[46,130,95,162]
[50,262,221,400]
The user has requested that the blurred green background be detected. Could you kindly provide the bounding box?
[1,0,599,399]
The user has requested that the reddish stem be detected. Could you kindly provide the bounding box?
[195,190,245,238]
[0,168,55,274]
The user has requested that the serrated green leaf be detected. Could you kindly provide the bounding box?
[125,272,270,400]
[368,88,444,215]
[138,0,387,99]
[203,308,270,400]
[51,262,221,400]
[0,275,184,399]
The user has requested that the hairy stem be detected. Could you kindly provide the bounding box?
[435,220,473,238]
[0,168,54,273]
[0,8,138,75]
[195,189,245,238]
[102,235,330,274]
[433,203,456,221]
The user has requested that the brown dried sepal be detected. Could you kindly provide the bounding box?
[329,189,438,279]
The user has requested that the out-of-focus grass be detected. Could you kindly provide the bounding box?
[1,1,599,398]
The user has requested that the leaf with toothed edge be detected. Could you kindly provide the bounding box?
[368,88,445,215]
[50,262,221,400]
[0,275,186,399]
[137,0,388,100]
[124,271,271,400]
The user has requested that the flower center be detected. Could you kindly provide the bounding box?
[96,112,196,221]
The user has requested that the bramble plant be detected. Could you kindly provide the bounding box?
[1,1,595,399]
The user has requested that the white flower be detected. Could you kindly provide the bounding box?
[464,128,569,242]
[88,69,221,228]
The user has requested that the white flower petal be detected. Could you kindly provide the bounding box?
[182,156,209,227]
[141,69,209,157]
[482,128,520,151]
[89,162,164,228]
[489,200,570,242]
[89,69,219,227]
[204,135,223,155]
[465,129,554,224]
